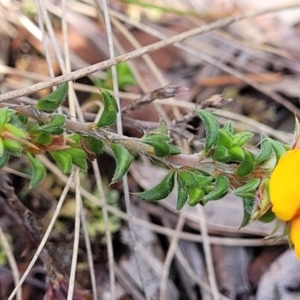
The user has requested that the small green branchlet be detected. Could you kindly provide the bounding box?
[0,85,290,234]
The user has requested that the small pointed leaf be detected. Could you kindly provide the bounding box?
[97,90,119,127]
[50,151,72,174]
[111,143,133,184]
[212,146,229,162]
[198,110,219,153]
[0,107,8,131]
[65,148,88,171]
[3,139,23,156]
[256,134,273,165]
[232,132,253,147]
[35,132,52,145]
[269,140,287,163]
[203,175,229,203]
[216,129,232,148]
[80,136,104,160]
[36,83,68,111]
[39,115,66,135]
[0,137,4,157]
[240,197,255,227]
[228,146,245,162]
[259,209,276,223]
[236,150,255,177]
[0,151,9,168]
[223,121,234,134]
[27,153,46,188]
[187,187,205,206]
[168,145,181,155]
[136,170,175,201]
[177,182,189,210]
[234,178,260,198]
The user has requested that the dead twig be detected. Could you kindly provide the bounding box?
[122,84,188,114]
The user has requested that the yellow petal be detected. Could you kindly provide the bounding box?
[270,149,300,221]
[290,215,300,259]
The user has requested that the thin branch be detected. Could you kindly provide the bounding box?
[122,84,188,114]
[5,103,237,177]
[0,3,299,102]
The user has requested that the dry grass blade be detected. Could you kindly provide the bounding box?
[0,225,22,300]
[160,210,186,300]
[67,169,81,300]
[197,206,219,300]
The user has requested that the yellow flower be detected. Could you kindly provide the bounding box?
[270,149,300,258]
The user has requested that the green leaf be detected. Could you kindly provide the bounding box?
[39,115,66,135]
[212,146,229,162]
[65,148,88,171]
[104,63,136,90]
[178,170,196,187]
[111,143,133,184]
[178,170,213,189]
[168,145,181,155]
[97,90,119,127]
[0,137,4,157]
[4,124,28,139]
[142,134,171,157]
[240,197,255,227]
[35,132,52,145]
[3,139,22,156]
[223,121,234,134]
[236,150,255,177]
[256,134,273,165]
[187,187,205,206]
[80,136,104,160]
[216,128,232,148]
[0,107,8,131]
[228,146,245,162]
[142,134,170,143]
[232,132,253,147]
[234,178,260,198]
[27,153,46,188]
[65,148,87,160]
[136,170,175,201]
[18,115,28,125]
[0,151,9,168]
[193,173,213,189]
[269,140,287,163]
[50,151,72,174]
[259,209,276,223]
[198,110,219,153]
[203,175,229,203]
[177,182,189,210]
[36,83,68,112]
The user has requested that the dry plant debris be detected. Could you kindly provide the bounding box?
[1,1,300,299]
